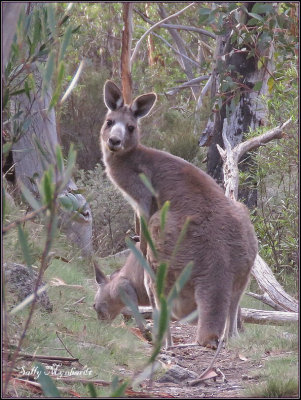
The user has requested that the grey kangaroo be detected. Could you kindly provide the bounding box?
[99,80,258,349]
[94,243,150,331]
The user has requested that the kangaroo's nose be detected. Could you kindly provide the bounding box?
[109,137,121,147]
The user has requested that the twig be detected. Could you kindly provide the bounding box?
[71,296,86,306]
[137,27,201,68]
[2,205,47,233]
[131,3,195,66]
[56,331,84,367]
[188,338,225,386]
[166,75,210,96]
[4,207,57,394]
[3,350,78,362]
[134,7,216,39]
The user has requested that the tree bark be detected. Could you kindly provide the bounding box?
[121,3,133,104]
[241,308,298,325]
[11,67,93,257]
[200,4,274,209]
[137,306,298,326]
[216,118,298,314]
[2,3,24,77]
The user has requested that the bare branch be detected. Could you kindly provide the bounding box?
[196,75,212,111]
[131,3,195,66]
[137,27,200,68]
[246,291,286,311]
[134,7,216,39]
[236,118,293,161]
[166,76,210,96]
[3,205,47,233]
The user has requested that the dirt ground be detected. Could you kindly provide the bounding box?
[140,320,262,398]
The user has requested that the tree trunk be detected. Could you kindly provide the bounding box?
[121,3,133,104]
[200,4,274,208]
[2,3,24,77]
[11,66,93,257]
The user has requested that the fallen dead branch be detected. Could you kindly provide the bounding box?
[241,308,298,325]
[9,377,81,397]
[3,351,78,363]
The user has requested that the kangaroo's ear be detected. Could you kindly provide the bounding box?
[131,93,157,119]
[103,80,124,111]
[94,261,108,285]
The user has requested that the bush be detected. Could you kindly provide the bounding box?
[75,164,135,257]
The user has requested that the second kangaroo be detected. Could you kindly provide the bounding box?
[99,81,258,349]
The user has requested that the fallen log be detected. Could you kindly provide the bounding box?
[241,308,298,325]
[252,254,298,313]
[136,306,298,326]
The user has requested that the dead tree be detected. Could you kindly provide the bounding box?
[216,118,298,314]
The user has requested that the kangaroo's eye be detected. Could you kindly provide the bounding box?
[128,125,135,133]
[107,119,113,127]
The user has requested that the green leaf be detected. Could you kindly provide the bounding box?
[253,81,263,91]
[17,225,33,267]
[24,80,31,100]
[158,296,168,341]
[125,237,155,281]
[110,381,128,398]
[56,145,64,174]
[139,173,157,198]
[170,217,191,261]
[32,9,42,49]
[42,51,55,97]
[47,4,56,37]
[3,88,9,110]
[72,25,81,34]
[156,263,167,299]
[119,290,146,329]
[36,363,61,397]
[49,62,65,110]
[19,181,41,211]
[160,201,170,232]
[251,3,274,14]
[267,77,275,93]
[59,25,72,61]
[140,216,158,259]
[41,171,53,206]
[247,12,264,22]
[10,89,27,96]
[167,261,194,306]
[2,142,12,155]
[87,383,97,398]
[58,195,73,211]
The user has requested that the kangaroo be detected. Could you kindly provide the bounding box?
[100,80,258,349]
[93,243,150,332]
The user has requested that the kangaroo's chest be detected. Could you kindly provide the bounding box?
[105,162,144,215]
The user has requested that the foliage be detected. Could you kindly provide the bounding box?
[3,4,81,161]
[75,164,134,256]
[246,64,298,292]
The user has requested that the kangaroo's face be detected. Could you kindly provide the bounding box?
[101,107,139,153]
[93,265,122,321]
[93,283,117,321]
[100,81,156,154]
